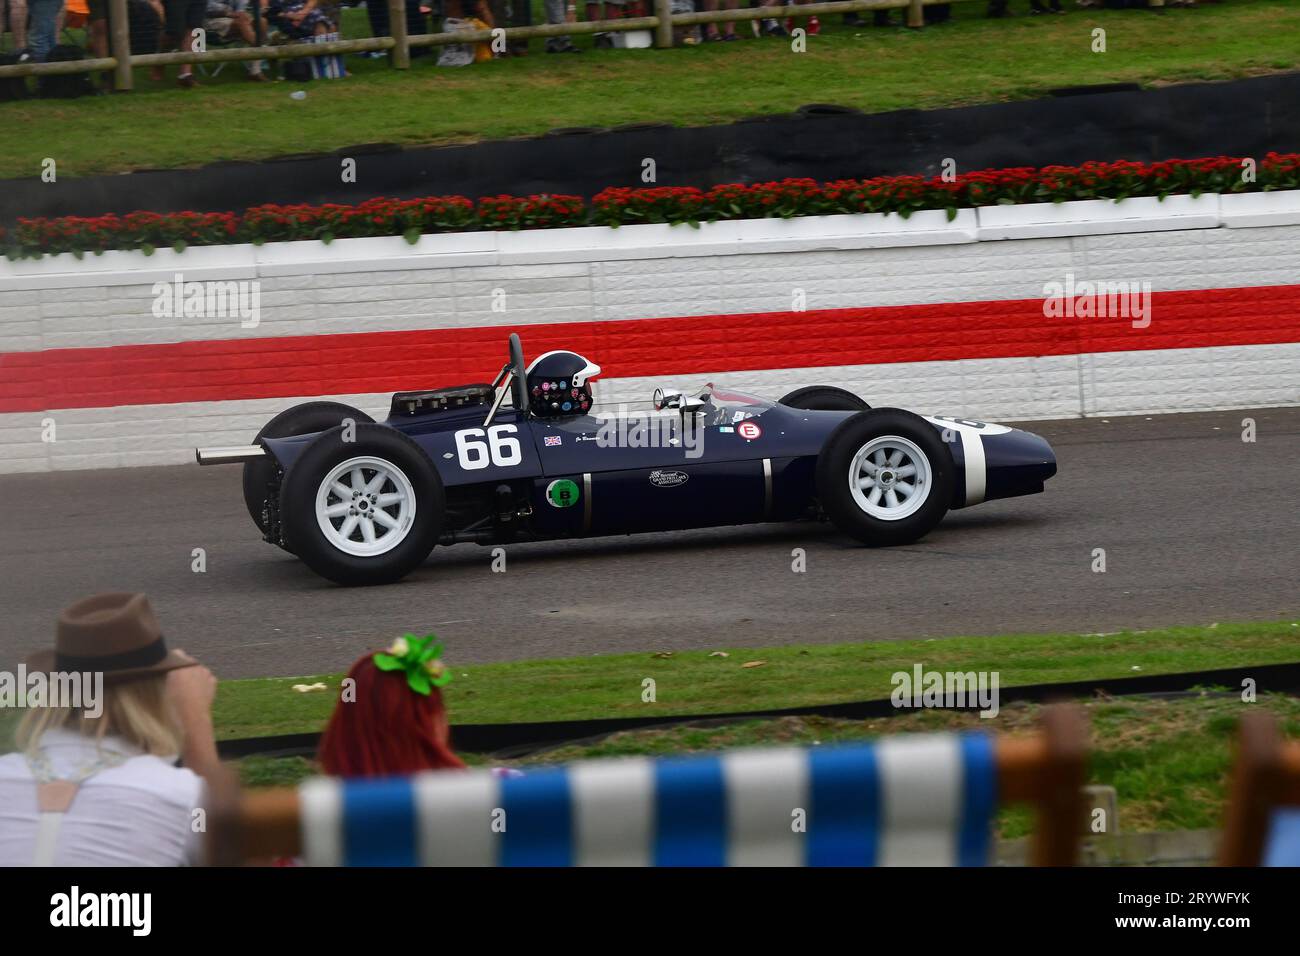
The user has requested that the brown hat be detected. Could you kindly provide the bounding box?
[26,593,199,684]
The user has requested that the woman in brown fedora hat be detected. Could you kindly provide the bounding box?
[0,593,221,866]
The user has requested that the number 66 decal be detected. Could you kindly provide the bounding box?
[454,425,523,470]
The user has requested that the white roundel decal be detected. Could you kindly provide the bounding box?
[737,421,762,441]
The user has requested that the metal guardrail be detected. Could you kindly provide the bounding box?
[0,0,948,86]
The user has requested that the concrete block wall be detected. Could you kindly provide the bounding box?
[1,195,1298,473]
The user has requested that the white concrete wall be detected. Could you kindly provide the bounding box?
[1,193,1298,473]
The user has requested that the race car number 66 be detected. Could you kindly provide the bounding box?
[455,425,523,470]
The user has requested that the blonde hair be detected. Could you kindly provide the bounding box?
[16,674,183,758]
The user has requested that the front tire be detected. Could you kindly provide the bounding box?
[779,385,870,412]
[280,424,443,586]
[243,401,375,539]
[815,409,953,546]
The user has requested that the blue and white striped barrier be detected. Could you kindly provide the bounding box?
[298,732,999,866]
[1264,809,1300,866]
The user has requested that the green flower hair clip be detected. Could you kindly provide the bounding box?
[373,634,453,696]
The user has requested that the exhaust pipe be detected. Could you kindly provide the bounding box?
[196,445,265,466]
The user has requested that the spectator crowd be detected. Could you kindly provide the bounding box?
[0,0,1229,91]
[0,592,471,866]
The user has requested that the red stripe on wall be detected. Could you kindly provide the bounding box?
[2,285,1299,413]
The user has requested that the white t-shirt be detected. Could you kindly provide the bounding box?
[0,728,206,867]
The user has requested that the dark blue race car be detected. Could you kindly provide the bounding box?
[197,334,1057,586]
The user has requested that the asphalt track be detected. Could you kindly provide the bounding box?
[1,407,1297,680]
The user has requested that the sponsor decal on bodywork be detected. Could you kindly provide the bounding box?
[648,470,689,488]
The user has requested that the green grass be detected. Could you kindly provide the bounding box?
[2,1,1297,179]
[6,620,1298,835]
[210,620,1300,738]
[234,694,1300,837]
[4,621,1293,752]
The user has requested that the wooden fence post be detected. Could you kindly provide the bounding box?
[389,0,411,69]
[109,0,133,90]
[906,0,923,29]
[1031,704,1089,866]
[654,0,674,48]
[1219,712,1283,866]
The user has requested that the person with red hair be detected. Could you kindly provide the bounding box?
[318,635,465,778]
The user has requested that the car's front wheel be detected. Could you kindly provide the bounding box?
[279,424,443,586]
[815,409,953,546]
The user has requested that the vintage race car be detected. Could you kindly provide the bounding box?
[196,334,1057,586]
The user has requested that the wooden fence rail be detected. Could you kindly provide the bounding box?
[0,0,945,85]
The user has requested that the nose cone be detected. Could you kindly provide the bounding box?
[982,428,1057,502]
[1031,432,1058,483]
[1017,429,1057,484]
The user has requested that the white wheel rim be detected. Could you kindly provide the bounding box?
[848,436,932,521]
[314,456,417,557]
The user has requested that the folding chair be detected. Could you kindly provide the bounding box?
[197,25,237,77]
[209,706,1087,866]
[1218,711,1300,865]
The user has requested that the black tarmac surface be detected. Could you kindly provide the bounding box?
[2,407,1296,679]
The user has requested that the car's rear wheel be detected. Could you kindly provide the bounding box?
[279,424,442,586]
[779,385,870,412]
[243,401,375,543]
[815,409,953,546]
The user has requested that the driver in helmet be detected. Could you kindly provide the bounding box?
[525,350,601,418]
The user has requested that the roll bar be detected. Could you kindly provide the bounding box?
[485,334,530,428]
[509,333,528,415]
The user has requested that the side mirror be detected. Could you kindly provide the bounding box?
[653,388,706,414]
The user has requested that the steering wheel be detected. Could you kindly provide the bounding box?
[509,333,528,415]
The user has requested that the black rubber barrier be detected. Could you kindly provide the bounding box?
[4,72,1299,225]
[215,659,1300,761]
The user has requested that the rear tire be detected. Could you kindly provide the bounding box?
[816,408,953,546]
[243,401,375,540]
[279,424,443,586]
[779,385,870,412]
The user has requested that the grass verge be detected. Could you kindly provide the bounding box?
[211,620,1300,737]
[1,1,1297,179]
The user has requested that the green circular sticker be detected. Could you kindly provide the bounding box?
[546,479,580,509]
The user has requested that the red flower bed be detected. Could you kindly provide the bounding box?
[590,185,711,225]
[14,210,240,257]
[5,154,1299,260]
[241,196,477,244]
[476,194,586,231]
